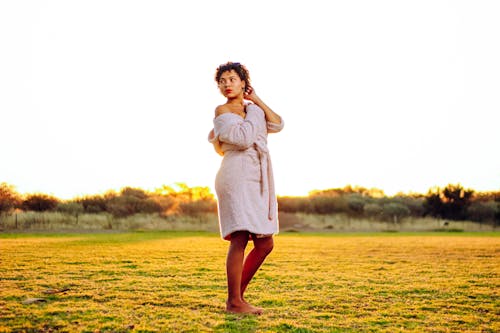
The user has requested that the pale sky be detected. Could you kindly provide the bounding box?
[1,0,499,199]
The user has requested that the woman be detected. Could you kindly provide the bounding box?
[208,62,284,314]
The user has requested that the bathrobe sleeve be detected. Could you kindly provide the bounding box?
[214,107,263,149]
[207,129,224,155]
[267,117,285,133]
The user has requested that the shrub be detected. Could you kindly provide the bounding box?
[179,199,217,216]
[106,194,162,217]
[57,202,84,215]
[310,196,348,214]
[22,194,59,212]
[77,195,108,213]
[277,196,312,213]
[467,201,497,223]
[392,195,425,217]
[106,196,134,217]
[346,194,366,215]
[364,203,383,219]
[382,203,410,223]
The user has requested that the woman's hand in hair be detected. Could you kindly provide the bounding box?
[244,86,282,125]
[243,86,258,103]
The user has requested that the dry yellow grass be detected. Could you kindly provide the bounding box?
[0,232,498,332]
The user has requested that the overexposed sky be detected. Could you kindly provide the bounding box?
[1,0,499,199]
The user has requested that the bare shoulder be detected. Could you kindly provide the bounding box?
[245,103,259,111]
[245,103,264,116]
[215,105,231,117]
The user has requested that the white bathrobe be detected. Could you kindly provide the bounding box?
[208,104,284,240]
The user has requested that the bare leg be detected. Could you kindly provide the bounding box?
[240,235,274,300]
[225,231,262,314]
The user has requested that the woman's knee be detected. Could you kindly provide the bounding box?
[255,237,274,255]
[230,231,249,243]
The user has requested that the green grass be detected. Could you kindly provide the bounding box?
[1,232,499,332]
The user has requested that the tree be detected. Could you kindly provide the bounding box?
[121,187,148,200]
[106,188,162,217]
[150,195,177,216]
[496,197,500,226]
[152,183,217,216]
[0,183,20,214]
[310,185,385,198]
[424,184,474,220]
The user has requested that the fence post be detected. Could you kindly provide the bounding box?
[15,213,18,229]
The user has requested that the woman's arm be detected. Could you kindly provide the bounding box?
[244,87,282,125]
[208,129,224,156]
[213,105,260,148]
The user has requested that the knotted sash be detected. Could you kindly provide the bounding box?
[208,106,283,221]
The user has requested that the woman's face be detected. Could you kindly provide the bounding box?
[218,70,245,98]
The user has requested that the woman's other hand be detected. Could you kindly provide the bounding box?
[244,86,282,125]
[243,86,259,103]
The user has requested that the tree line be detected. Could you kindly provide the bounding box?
[1,182,499,225]
[278,184,499,224]
[0,183,217,218]
[280,184,499,224]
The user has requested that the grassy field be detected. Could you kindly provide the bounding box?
[0,232,498,332]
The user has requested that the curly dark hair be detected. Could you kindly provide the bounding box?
[215,62,251,89]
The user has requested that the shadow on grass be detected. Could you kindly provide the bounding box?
[213,313,259,333]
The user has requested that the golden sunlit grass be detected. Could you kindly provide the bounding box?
[0,232,498,332]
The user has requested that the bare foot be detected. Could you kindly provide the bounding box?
[226,300,263,315]
[242,299,263,314]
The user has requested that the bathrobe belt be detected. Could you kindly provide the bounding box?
[221,142,276,221]
[253,141,276,221]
